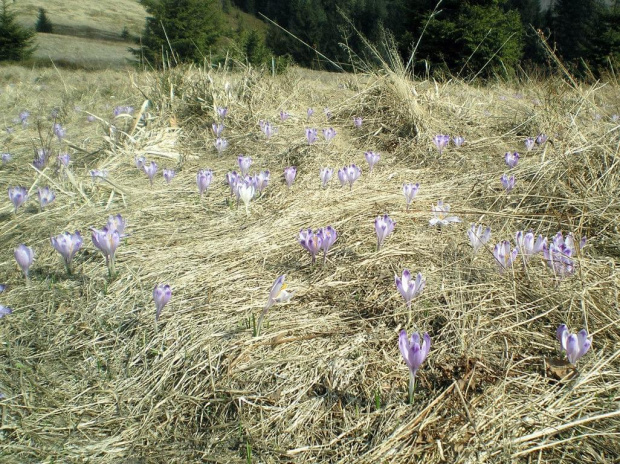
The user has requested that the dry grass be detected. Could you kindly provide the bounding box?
[0,62,619,463]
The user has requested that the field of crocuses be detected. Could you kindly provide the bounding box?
[1,63,619,463]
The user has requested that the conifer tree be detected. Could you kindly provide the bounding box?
[0,0,36,62]
[35,8,53,34]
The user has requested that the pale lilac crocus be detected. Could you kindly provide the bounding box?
[19,110,30,125]
[429,200,461,226]
[58,153,70,167]
[452,136,465,147]
[544,243,575,278]
[107,214,127,237]
[86,114,96,123]
[525,137,535,151]
[515,230,546,262]
[143,161,158,186]
[163,169,175,184]
[90,170,108,181]
[364,151,380,172]
[375,214,395,250]
[353,117,362,128]
[505,152,519,168]
[557,324,591,365]
[338,164,362,190]
[255,171,270,194]
[493,240,518,273]
[1,153,11,163]
[433,134,450,155]
[280,110,290,121]
[305,128,318,145]
[398,330,431,403]
[402,183,419,210]
[256,274,294,336]
[322,127,337,142]
[395,269,426,311]
[299,228,322,264]
[238,156,252,176]
[37,187,56,209]
[154,284,172,321]
[536,133,548,145]
[91,226,121,276]
[318,226,337,264]
[307,108,314,120]
[212,123,224,137]
[324,108,332,120]
[226,171,239,195]
[217,107,228,119]
[501,174,515,192]
[53,123,66,141]
[8,186,28,213]
[320,167,333,188]
[237,181,255,215]
[135,156,146,170]
[113,106,134,117]
[552,231,586,255]
[197,169,214,196]
[261,121,276,139]
[468,224,491,254]
[0,305,11,318]
[214,137,228,155]
[284,166,297,189]
[51,231,83,273]
[14,244,34,279]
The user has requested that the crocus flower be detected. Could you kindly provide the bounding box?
[86,115,96,123]
[226,171,239,195]
[1,153,12,163]
[214,137,228,155]
[433,134,450,155]
[237,181,255,215]
[256,274,294,336]
[452,135,465,147]
[557,324,591,365]
[324,108,332,120]
[261,121,276,139]
[500,174,515,192]
[364,151,380,172]
[543,234,583,279]
[322,127,337,142]
[37,187,56,209]
[320,167,333,188]
[429,200,461,226]
[255,170,269,193]
[375,214,395,250]
[402,183,419,210]
[284,166,297,189]
[536,133,548,145]
[398,330,431,403]
[113,106,134,117]
[8,186,28,213]
[395,269,425,310]
[0,305,12,318]
[306,128,318,145]
[515,230,546,261]
[468,224,491,254]
[154,284,172,321]
[353,117,362,128]
[212,123,224,137]
[217,106,228,119]
[143,161,158,186]
[307,108,314,120]
[53,123,66,141]
[338,164,362,190]
[317,226,337,264]
[299,228,322,264]
[58,153,71,167]
[493,240,518,273]
[107,214,127,237]
[163,169,175,184]
[14,244,34,279]
[505,152,519,168]
[51,231,83,273]
[551,231,586,255]
[280,110,290,121]
[525,137,535,151]
[197,169,214,196]
[19,110,30,125]
[238,156,252,176]
[91,226,121,275]
[32,149,48,170]
[90,170,108,181]
[135,156,146,170]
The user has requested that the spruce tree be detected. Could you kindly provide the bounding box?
[0,0,36,62]
[35,8,53,34]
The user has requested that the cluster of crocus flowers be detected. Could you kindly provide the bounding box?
[14,244,34,279]
[249,170,270,195]
[364,151,380,172]
[515,230,546,262]
[493,240,518,272]
[402,183,419,210]
[256,274,294,336]
[433,134,450,155]
[500,174,515,191]
[375,214,395,250]
[91,214,125,276]
[37,187,56,210]
[154,284,172,321]
[557,324,591,365]
[214,137,228,155]
[284,166,297,189]
[8,186,28,213]
[320,167,333,188]
[543,232,586,279]
[505,152,519,168]
[143,161,158,186]
[468,224,491,254]
[398,330,431,403]
[163,169,175,184]
[338,164,362,190]
[197,169,214,196]
[429,200,461,226]
[305,128,318,145]
[51,231,83,274]
[299,226,338,265]
[323,127,337,142]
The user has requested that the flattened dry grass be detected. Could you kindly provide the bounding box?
[0,63,619,463]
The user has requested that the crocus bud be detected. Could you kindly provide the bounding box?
[197,169,214,196]
[154,284,172,321]
[14,244,34,278]
[284,166,297,189]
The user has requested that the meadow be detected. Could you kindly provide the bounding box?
[0,60,619,463]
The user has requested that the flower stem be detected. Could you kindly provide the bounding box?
[408,372,416,404]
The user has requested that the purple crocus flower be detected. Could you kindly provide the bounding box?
[468,224,491,254]
[375,214,395,250]
[317,226,337,264]
[395,269,426,309]
[255,170,270,193]
[353,117,362,128]
[1,153,12,163]
[307,108,314,120]
[505,152,519,168]
[402,183,419,210]
[452,136,465,147]
[322,127,337,142]
[261,121,277,139]
[525,137,535,151]
[0,305,12,318]
[91,226,121,275]
[338,164,362,190]
[542,232,585,279]
[493,240,518,273]
[37,187,56,209]
[135,156,146,170]
[320,167,333,188]
[429,200,461,226]
[214,137,228,155]
[212,123,224,137]
[500,174,515,191]
[14,244,34,279]
[433,134,450,155]
[0,284,5,293]
[299,228,322,264]
[58,153,71,167]
[217,107,228,119]
[398,330,431,403]
[515,230,546,261]
[51,231,83,273]
[143,161,158,186]
[32,148,49,170]
[113,106,134,117]
[536,133,548,145]
[238,156,252,176]
[53,123,66,141]
[86,114,96,123]
[552,231,586,255]
[107,214,127,237]
[557,324,591,365]
[154,284,172,321]
[256,274,294,335]
[8,186,28,213]
[226,171,239,195]
[305,128,318,145]
[364,151,380,172]
[197,169,214,196]
[163,169,176,184]
[284,166,296,189]
[90,170,108,181]
[280,110,290,121]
